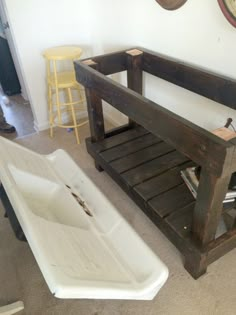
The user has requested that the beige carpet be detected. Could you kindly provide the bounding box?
[1,125,236,315]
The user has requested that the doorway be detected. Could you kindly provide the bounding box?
[0,0,35,138]
[0,0,28,100]
[0,17,21,96]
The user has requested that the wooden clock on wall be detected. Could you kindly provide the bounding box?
[218,0,236,27]
[155,0,187,10]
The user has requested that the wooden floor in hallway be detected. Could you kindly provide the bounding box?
[0,87,35,139]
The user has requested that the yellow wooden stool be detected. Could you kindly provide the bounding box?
[43,46,88,144]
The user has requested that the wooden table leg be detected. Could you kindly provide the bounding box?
[126,49,143,128]
[193,169,231,246]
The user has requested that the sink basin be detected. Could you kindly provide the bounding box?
[0,137,168,300]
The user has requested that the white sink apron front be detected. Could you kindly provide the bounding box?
[0,137,168,300]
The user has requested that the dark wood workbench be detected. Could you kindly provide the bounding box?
[74,48,236,278]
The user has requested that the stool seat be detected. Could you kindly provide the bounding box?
[43,45,88,144]
[43,46,82,60]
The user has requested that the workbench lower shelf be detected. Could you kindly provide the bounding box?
[86,125,236,279]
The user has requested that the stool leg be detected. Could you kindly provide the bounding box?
[55,90,62,126]
[77,85,84,105]
[67,88,80,144]
[65,88,74,123]
[52,60,63,126]
[47,86,54,138]
[46,59,54,138]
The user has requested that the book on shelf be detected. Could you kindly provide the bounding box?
[181,167,236,203]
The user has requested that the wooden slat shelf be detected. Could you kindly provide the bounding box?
[148,183,194,218]
[87,126,196,236]
[75,47,236,279]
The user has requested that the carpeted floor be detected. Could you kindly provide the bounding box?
[1,125,236,315]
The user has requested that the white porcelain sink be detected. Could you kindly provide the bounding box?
[0,137,168,300]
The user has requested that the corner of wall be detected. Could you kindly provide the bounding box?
[33,120,49,132]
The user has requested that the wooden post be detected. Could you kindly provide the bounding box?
[193,165,232,246]
[83,60,105,171]
[126,49,143,128]
[83,60,105,143]
[184,251,207,279]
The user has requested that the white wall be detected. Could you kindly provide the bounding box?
[4,0,93,130]
[88,0,236,130]
[4,0,236,131]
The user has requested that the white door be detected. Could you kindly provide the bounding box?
[0,0,28,100]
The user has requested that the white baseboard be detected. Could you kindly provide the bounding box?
[104,112,128,127]
[34,110,127,132]
[33,120,49,132]
[34,111,89,132]
[104,112,119,127]
[21,90,29,101]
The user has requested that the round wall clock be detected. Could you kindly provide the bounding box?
[218,0,236,27]
[155,0,188,10]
